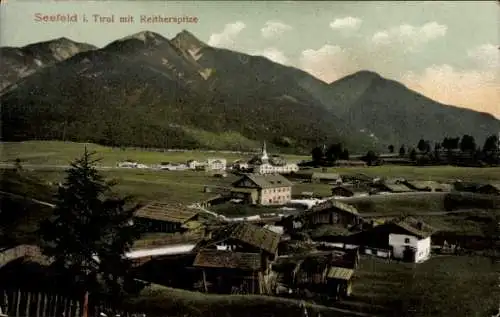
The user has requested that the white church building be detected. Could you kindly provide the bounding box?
[248,142,299,175]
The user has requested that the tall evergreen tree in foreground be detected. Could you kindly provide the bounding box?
[39,148,142,309]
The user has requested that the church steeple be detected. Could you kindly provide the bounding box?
[261,141,269,162]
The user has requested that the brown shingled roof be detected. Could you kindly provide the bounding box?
[134,202,198,223]
[193,250,261,270]
[394,217,435,239]
[233,173,293,189]
[210,223,281,255]
[307,199,360,216]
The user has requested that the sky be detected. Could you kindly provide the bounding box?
[1,0,499,118]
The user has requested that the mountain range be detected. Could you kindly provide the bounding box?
[2,30,499,154]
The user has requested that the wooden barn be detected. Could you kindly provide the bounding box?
[196,222,282,261]
[289,250,357,299]
[403,180,453,192]
[300,199,364,229]
[372,182,413,193]
[331,185,371,197]
[192,250,272,294]
[452,182,500,195]
[477,184,500,196]
[311,173,343,184]
[134,202,200,234]
[326,266,354,299]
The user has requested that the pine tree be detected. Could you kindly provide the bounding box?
[39,148,142,305]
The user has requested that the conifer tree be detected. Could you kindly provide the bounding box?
[39,148,142,306]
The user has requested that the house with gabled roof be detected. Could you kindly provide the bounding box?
[350,217,435,263]
[373,182,413,194]
[311,172,343,184]
[231,173,293,205]
[454,181,500,196]
[197,222,282,260]
[134,201,200,234]
[298,199,364,229]
[402,180,454,192]
[192,250,270,294]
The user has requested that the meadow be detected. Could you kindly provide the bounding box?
[0,141,308,165]
[301,165,500,183]
[3,141,500,183]
[341,255,500,316]
[127,283,364,317]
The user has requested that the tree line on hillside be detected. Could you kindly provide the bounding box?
[309,133,499,168]
[388,134,500,166]
[310,143,382,166]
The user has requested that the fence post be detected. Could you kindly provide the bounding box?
[15,289,21,317]
[68,300,73,317]
[36,293,41,317]
[25,292,31,317]
[74,301,80,317]
[63,297,68,317]
[42,293,48,317]
[53,294,59,316]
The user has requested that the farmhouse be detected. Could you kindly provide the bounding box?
[331,185,370,197]
[372,182,413,193]
[230,173,293,206]
[134,202,200,234]
[403,180,453,192]
[197,222,282,260]
[299,199,363,229]
[192,250,272,294]
[311,172,343,184]
[248,142,299,174]
[454,182,500,195]
[388,218,435,262]
[352,217,435,263]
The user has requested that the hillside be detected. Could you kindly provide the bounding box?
[1,30,499,152]
[0,37,97,91]
[325,71,500,146]
[0,31,371,153]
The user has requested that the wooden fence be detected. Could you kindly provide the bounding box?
[0,289,143,317]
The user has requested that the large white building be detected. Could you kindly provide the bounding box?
[249,142,299,175]
[187,158,227,171]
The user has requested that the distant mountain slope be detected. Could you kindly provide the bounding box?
[0,37,97,91]
[1,30,499,153]
[326,72,500,146]
[1,31,364,153]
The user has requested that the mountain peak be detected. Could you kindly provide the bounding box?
[330,70,382,85]
[117,30,167,44]
[171,29,207,51]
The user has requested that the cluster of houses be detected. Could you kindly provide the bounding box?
[128,187,447,300]
[116,142,300,176]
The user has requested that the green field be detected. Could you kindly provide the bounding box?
[0,141,308,165]
[127,283,363,317]
[343,255,500,316]
[301,165,500,183]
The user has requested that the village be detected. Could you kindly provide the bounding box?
[2,141,499,316]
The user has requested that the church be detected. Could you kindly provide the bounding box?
[248,142,299,175]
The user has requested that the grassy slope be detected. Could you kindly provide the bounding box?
[127,283,363,317]
[0,141,308,165]
[300,166,500,183]
[349,256,499,316]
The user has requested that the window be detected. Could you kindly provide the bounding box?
[404,238,410,243]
